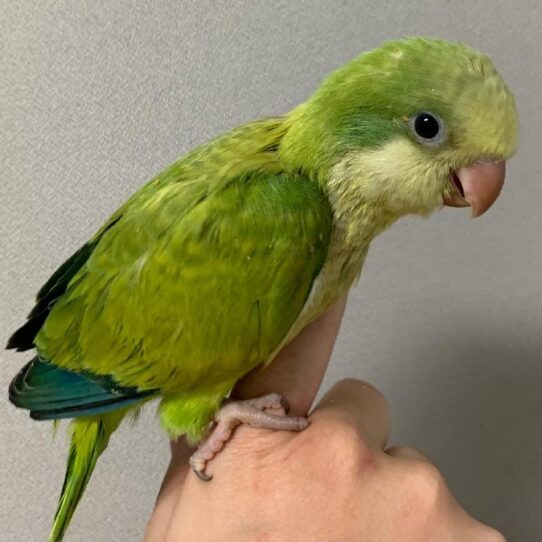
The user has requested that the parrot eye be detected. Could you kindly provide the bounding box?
[409,112,446,146]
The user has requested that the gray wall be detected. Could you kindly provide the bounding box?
[1,1,540,540]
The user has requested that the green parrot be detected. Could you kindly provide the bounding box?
[8,37,517,541]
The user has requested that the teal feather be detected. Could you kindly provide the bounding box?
[9,357,154,419]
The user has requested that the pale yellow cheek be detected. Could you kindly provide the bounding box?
[329,138,448,216]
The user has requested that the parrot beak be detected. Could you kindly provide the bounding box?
[444,161,506,218]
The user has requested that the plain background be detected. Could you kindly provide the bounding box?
[1,1,541,540]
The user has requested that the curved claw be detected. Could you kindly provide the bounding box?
[280,397,290,415]
[192,465,213,482]
[189,453,214,482]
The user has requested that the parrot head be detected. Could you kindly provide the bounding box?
[281,37,518,219]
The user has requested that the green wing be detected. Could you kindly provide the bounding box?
[32,167,332,396]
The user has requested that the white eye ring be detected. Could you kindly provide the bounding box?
[408,112,447,147]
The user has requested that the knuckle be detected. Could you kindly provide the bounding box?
[387,445,432,463]
[318,420,375,474]
[481,528,507,542]
[400,461,446,508]
[338,378,388,409]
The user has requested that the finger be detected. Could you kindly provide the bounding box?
[157,439,192,502]
[232,297,347,416]
[310,378,390,449]
[385,445,435,465]
[144,438,192,541]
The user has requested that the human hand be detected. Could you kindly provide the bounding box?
[145,301,505,542]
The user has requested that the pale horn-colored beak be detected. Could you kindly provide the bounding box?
[444,161,506,218]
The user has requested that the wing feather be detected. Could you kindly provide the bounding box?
[9,118,333,413]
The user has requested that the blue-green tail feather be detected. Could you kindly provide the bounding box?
[9,357,155,420]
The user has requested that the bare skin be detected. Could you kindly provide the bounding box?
[145,299,506,541]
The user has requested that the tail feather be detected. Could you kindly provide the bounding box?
[48,412,125,542]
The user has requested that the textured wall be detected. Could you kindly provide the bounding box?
[1,1,541,540]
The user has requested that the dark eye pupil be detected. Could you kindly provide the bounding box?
[414,113,440,139]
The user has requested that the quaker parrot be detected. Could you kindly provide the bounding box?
[7,37,518,541]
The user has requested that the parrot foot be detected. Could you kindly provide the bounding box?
[189,393,309,481]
